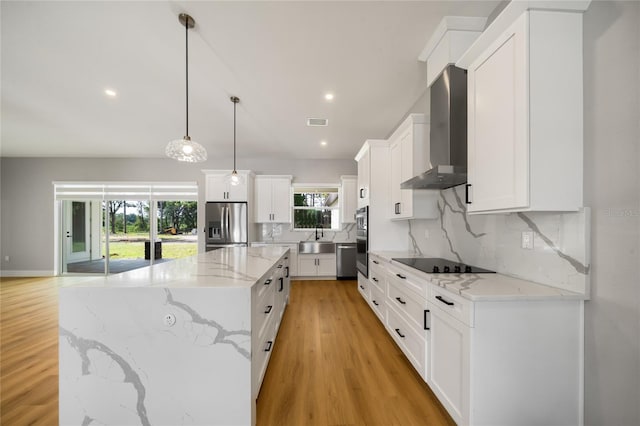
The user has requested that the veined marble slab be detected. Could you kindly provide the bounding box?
[60,247,289,426]
[370,250,586,301]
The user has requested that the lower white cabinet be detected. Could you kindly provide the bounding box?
[298,253,336,277]
[358,255,584,426]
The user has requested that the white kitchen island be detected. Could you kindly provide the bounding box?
[59,246,290,426]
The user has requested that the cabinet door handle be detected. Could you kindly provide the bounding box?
[396,273,406,279]
[372,277,378,282]
[395,296,406,305]
[435,295,455,306]
[359,188,365,198]
[264,305,273,314]
[394,328,405,338]
[372,260,379,264]
[395,202,401,215]
[373,300,379,306]
[424,309,430,330]
[285,266,289,278]
[264,279,272,286]
[278,277,284,292]
[465,184,472,204]
[264,341,273,352]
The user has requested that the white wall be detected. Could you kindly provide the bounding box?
[582,1,640,424]
[0,157,356,274]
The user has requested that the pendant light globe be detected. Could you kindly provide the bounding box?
[166,13,207,163]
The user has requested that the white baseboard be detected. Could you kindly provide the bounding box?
[0,270,55,277]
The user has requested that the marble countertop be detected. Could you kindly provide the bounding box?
[64,246,289,289]
[370,251,585,301]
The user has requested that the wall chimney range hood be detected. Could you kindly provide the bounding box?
[401,65,468,190]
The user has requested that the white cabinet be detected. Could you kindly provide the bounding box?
[254,175,292,223]
[204,171,253,202]
[461,9,584,213]
[340,175,357,224]
[250,242,298,277]
[355,146,371,208]
[388,114,438,220]
[297,253,336,277]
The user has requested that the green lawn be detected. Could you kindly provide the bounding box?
[106,241,197,259]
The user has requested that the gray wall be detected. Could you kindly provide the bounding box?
[582,1,640,425]
[0,157,355,273]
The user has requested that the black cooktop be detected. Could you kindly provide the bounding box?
[392,257,495,274]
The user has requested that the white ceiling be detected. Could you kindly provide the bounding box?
[1,1,499,161]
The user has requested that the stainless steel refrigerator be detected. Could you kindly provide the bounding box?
[205,202,248,251]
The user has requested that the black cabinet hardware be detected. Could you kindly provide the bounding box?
[359,285,365,290]
[424,309,430,330]
[285,266,289,278]
[359,188,365,198]
[465,184,472,204]
[264,279,272,286]
[373,300,379,306]
[277,264,283,269]
[395,328,405,338]
[396,273,406,279]
[278,277,284,292]
[395,297,406,305]
[372,260,379,264]
[264,341,273,352]
[264,305,273,314]
[395,202,401,215]
[436,295,455,306]
[372,277,378,282]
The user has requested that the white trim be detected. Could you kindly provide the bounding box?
[418,16,487,62]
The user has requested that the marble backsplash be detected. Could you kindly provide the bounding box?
[409,186,590,296]
[258,222,356,243]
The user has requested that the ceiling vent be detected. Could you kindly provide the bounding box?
[306,118,328,127]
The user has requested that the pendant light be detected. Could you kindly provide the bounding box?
[228,96,243,186]
[166,13,207,163]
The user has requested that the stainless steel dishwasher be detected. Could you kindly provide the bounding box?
[336,242,357,279]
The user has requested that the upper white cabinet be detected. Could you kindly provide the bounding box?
[355,146,371,208]
[204,170,253,202]
[340,175,357,224]
[388,114,438,220]
[458,8,585,213]
[254,175,292,223]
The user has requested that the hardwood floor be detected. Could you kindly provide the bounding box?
[257,280,454,426]
[1,277,454,426]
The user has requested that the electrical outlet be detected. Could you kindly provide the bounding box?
[521,231,534,250]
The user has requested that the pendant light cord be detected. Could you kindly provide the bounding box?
[185,20,189,138]
[233,100,237,171]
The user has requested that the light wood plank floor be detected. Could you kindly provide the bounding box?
[1,277,454,426]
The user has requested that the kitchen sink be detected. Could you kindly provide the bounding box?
[298,241,336,254]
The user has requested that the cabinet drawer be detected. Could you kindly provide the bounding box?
[369,261,386,293]
[254,289,276,341]
[357,275,370,301]
[429,285,474,327]
[369,284,386,323]
[256,273,275,301]
[387,304,426,377]
[254,313,277,396]
[387,262,429,299]
[388,278,427,334]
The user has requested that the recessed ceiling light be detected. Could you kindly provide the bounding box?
[320,140,327,146]
[104,88,117,97]
[324,93,334,101]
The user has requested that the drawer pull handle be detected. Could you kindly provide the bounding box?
[277,264,283,269]
[359,285,365,290]
[264,305,273,314]
[372,277,379,282]
[373,260,379,264]
[436,295,455,306]
[395,297,406,305]
[265,341,273,352]
[424,309,430,330]
[396,273,406,279]
[284,256,289,260]
[373,300,379,306]
[285,266,289,278]
[394,328,405,338]
[264,279,272,286]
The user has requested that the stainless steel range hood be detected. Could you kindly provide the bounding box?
[401,65,468,190]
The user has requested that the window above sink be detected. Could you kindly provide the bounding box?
[292,184,340,231]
